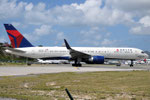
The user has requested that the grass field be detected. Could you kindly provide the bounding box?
[0,71,150,100]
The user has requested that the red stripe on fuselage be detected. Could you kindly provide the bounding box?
[7,30,23,48]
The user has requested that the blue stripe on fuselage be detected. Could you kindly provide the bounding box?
[40,57,70,60]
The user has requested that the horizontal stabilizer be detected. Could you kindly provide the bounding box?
[4,47,26,53]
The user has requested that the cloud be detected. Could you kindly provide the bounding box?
[0,0,27,19]
[54,32,66,45]
[105,32,111,37]
[130,26,150,35]
[24,2,84,25]
[25,3,33,11]
[23,24,54,42]
[56,32,66,40]
[130,16,150,35]
[72,0,103,25]
[24,2,55,25]
[0,0,142,27]
[23,33,38,42]
[23,24,66,46]
[81,39,100,46]
[80,27,101,39]
[79,26,118,46]
[139,16,150,27]
[74,0,133,25]
[101,39,117,46]
[22,0,150,37]
[130,26,141,34]
[11,22,21,27]
[34,25,53,36]
[1,0,150,27]
[80,27,102,46]
[106,0,150,13]
[23,0,133,26]
[1,0,150,49]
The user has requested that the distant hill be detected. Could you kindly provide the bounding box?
[145,51,150,59]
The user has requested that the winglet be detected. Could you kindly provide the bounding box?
[64,39,72,50]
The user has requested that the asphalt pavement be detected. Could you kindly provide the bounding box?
[0,64,149,76]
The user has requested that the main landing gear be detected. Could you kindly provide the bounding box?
[72,58,82,67]
[130,60,134,67]
[72,63,82,67]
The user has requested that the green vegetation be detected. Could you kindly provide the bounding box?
[0,71,150,100]
[0,46,24,61]
[0,46,34,66]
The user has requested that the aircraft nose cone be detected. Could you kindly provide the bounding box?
[145,54,149,59]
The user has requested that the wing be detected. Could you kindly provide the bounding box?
[64,39,91,59]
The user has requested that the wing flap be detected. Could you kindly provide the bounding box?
[70,49,90,58]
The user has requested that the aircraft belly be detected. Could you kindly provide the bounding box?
[105,53,136,60]
[41,53,69,59]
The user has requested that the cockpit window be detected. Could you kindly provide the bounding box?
[141,51,145,53]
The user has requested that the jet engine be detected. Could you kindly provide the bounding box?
[86,56,104,64]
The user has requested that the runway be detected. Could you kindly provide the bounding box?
[0,64,150,76]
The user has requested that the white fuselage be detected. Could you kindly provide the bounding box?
[5,47,149,60]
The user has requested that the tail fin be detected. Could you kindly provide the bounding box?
[4,24,33,48]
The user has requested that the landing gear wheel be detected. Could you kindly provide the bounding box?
[78,64,82,67]
[72,64,82,67]
[130,64,133,67]
[72,64,76,66]
[27,62,31,66]
[72,58,82,67]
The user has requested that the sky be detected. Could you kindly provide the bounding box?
[0,0,150,51]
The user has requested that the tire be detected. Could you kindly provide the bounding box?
[72,64,82,67]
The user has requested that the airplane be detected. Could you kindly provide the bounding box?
[146,59,150,64]
[3,24,149,67]
[37,59,69,64]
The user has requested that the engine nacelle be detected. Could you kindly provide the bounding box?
[86,56,104,64]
